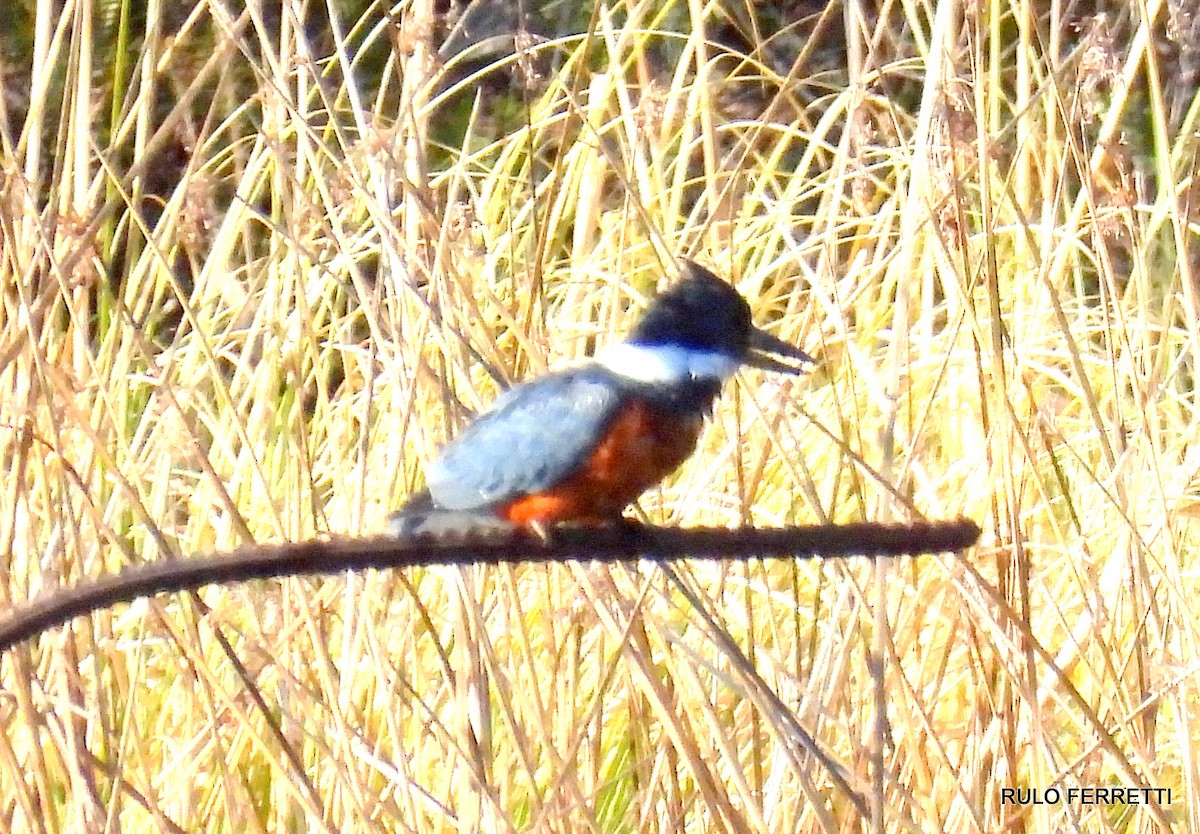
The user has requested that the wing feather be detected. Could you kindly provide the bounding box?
[426,367,625,510]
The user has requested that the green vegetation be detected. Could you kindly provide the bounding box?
[0,0,1197,830]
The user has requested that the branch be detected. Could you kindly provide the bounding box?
[0,519,980,653]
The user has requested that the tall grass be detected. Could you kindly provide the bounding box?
[0,0,1197,831]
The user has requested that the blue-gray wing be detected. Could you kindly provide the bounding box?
[426,367,626,510]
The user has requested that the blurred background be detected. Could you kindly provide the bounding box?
[0,0,1196,831]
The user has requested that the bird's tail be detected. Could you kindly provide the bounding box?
[386,493,517,541]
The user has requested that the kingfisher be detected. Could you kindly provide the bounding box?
[390,261,813,537]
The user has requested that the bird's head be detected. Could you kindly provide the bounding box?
[597,261,814,385]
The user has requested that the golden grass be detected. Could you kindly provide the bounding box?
[0,0,1197,831]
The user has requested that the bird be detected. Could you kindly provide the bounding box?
[389,261,813,538]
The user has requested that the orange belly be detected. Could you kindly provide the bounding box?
[499,401,703,524]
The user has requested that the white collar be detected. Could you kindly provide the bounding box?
[594,343,739,385]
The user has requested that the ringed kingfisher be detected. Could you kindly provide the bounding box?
[389,261,813,537]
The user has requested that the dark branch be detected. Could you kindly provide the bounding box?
[0,519,980,653]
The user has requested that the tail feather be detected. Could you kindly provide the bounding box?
[386,498,517,540]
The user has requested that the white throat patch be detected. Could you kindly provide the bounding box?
[595,343,739,385]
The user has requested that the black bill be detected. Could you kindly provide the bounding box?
[746,328,815,374]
